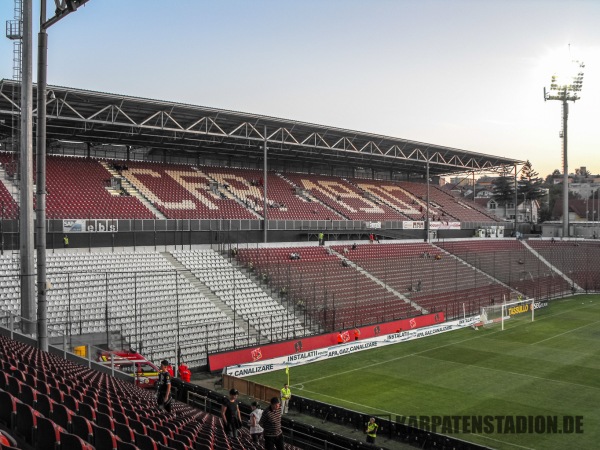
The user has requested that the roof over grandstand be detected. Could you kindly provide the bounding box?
[0,79,522,177]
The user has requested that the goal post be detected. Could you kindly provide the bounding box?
[480,298,535,330]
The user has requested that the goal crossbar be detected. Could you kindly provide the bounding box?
[481,298,535,330]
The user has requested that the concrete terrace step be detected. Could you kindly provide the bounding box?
[99,161,166,219]
[161,251,258,340]
[328,247,427,314]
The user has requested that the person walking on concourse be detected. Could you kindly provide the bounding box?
[259,397,285,450]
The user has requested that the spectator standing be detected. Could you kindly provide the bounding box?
[280,384,292,414]
[156,360,173,413]
[259,397,284,450]
[249,401,264,443]
[365,417,379,444]
[178,363,191,383]
[166,363,174,377]
[221,389,242,439]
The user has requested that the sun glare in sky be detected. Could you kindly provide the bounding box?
[536,45,584,92]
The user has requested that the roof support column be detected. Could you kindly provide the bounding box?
[20,0,35,336]
[425,153,430,243]
[263,125,268,243]
[35,22,48,351]
[514,164,518,234]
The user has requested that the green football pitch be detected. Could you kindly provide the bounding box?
[248,295,600,450]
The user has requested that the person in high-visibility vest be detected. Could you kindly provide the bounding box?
[63,235,69,248]
[280,383,291,414]
[337,331,344,345]
[365,417,378,444]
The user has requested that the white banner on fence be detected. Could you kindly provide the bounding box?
[429,221,461,230]
[364,221,382,229]
[225,316,480,377]
[401,221,461,230]
[63,219,118,233]
[401,221,425,230]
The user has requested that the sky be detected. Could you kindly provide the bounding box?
[1,0,599,179]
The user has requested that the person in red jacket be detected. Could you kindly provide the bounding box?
[166,364,174,377]
[178,364,191,383]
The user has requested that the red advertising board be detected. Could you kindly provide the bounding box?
[209,312,445,371]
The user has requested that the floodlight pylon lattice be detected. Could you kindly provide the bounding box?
[544,59,585,237]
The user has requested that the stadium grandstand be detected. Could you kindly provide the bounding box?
[1,79,599,450]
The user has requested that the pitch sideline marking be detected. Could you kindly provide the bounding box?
[298,299,597,387]
[470,434,536,450]
[287,300,597,450]
[297,387,536,450]
[531,318,600,345]
[415,353,600,392]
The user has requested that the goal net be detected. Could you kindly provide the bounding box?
[480,298,535,330]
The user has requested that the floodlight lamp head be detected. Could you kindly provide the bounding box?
[54,0,80,13]
[66,0,79,11]
[548,59,585,97]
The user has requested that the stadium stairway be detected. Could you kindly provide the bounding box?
[206,175,263,220]
[160,251,259,341]
[0,164,19,203]
[99,161,165,219]
[520,241,583,291]
[276,173,351,220]
[227,251,324,336]
[328,247,425,314]
[431,243,523,297]
[344,178,413,221]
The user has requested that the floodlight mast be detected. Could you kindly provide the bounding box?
[544,60,585,238]
[35,0,91,351]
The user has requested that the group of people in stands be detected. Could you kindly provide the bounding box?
[421,251,441,260]
[340,242,358,255]
[268,199,286,209]
[222,388,285,449]
[113,163,129,172]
